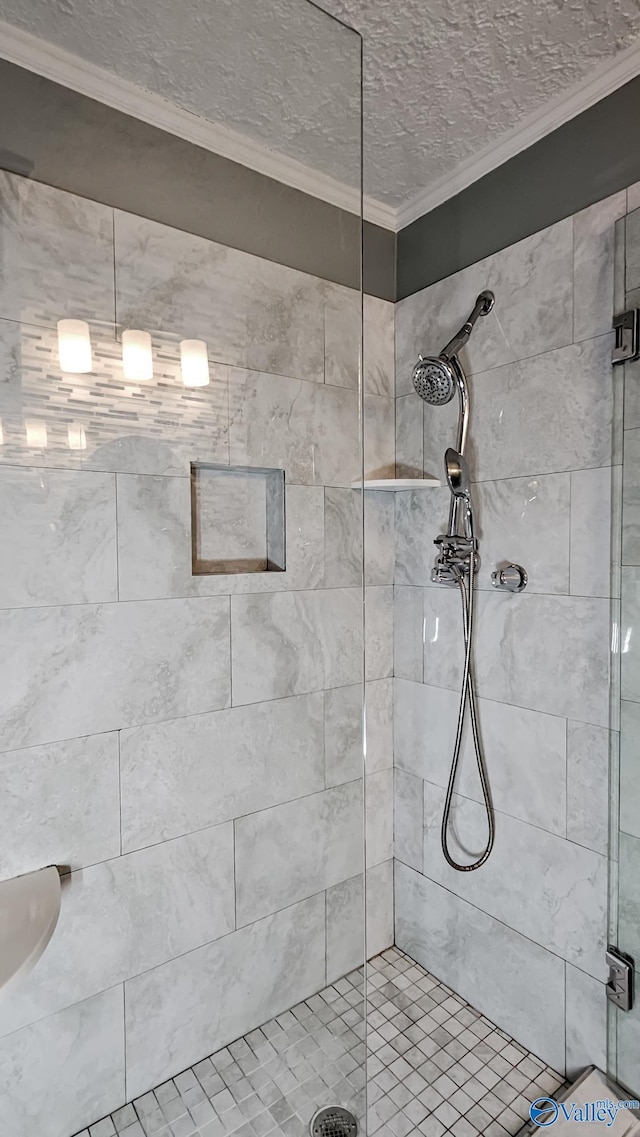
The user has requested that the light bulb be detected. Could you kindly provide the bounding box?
[180,339,210,387]
[122,329,153,382]
[67,423,87,451]
[57,319,92,373]
[25,420,48,448]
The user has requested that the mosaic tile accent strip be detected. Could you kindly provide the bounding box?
[73,948,563,1137]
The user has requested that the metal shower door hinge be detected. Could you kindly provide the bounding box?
[606,947,634,1011]
[613,309,640,364]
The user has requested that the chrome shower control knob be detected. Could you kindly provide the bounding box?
[491,563,528,592]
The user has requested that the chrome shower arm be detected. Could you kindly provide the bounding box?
[441,291,495,362]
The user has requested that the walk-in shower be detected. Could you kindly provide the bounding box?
[411,292,496,872]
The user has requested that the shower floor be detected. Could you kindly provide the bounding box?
[73,948,562,1137]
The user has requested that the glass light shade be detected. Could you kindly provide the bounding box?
[25,420,48,448]
[57,319,92,374]
[67,423,87,451]
[122,329,153,382]
[180,339,210,387]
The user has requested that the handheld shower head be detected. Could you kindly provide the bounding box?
[411,356,456,405]
[445,448,471,499]
[445,448,474,539]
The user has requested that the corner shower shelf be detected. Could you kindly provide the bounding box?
[0,865,61,1001]
[351,477,441,490]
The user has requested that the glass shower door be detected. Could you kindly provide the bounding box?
[609,198,640,1097]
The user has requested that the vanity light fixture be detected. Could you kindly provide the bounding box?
[67,423,87,451]
[57,319,93,374]
[122,329,153,382]
[180,339,210,387]
[25,420,48,448]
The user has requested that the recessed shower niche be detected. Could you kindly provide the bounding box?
[190,462,286,575]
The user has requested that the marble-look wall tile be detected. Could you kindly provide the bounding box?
[0,171,115,327]
[365,493,395,585]
[396,392,424,479]
[0,732,120,881]
[366,768,393,867]
[325,683,362,788]
[394,679,567,837]
[394,586,423,681]
[626,207,640,294]
[115,211,248,370]
[244,255,324,383]
[571,466,615,597]
[364,394,396,480]
[325,487,394,587]
[366,677,394,773]
[622,429,640,565]
[364,294,395,397]
[424,337,614,485]
[325,872,365,985]
[423,589,610,727]
[324,487,361,587]
[231,588,361,704]
[395,768,424,872]
[395,862,566,1073]
[620,700,640,839]
[0,824,235,1038]
[621,567,640,703]
[573,192,626,342]
[228,368,358,487]
[628,184,640,213]
[324,678,392,788]
[324,282,359,390]
[0,467,117,607]
[235,781,363,925]
[366,585,394,681]
[121,692,324,851]
[117,474,324,600]
[395,217,573,397]
[0,597,230,749]
[566,720,610,856]
[0,987,125,1137]
[565,964,607,1080]
[125,895,325,1099]
[422,782,607,978]
[326,860,393,984]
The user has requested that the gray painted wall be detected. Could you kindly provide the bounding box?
[0,59,395,301]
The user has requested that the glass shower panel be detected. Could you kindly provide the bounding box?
[0,5,365,1137]
[610,202,640,1097]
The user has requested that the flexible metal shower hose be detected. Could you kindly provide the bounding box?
[440,556,495,871]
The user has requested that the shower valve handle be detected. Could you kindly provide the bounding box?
[491,563,527,593]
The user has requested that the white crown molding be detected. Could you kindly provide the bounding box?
[0,20,397,231]
[395,35,640,231]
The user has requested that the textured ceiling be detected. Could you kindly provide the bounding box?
[319,0,640,205]
[2,0,640,210]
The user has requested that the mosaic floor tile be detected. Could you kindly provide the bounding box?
[74,948,563,1137]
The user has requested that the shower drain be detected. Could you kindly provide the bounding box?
[310,1106,359,1137]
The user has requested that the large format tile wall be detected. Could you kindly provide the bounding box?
[392,189,631,1080]
[0,171,395,1137]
